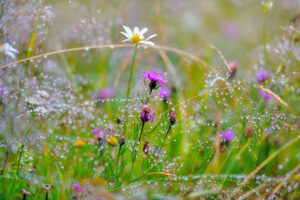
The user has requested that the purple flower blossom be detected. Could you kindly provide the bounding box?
[142,69,168,85]
[142,68,168,93]
[258,89,274,101]
[222,21,241,40]
[73,184,82,192]
[0,88,4,95]
[159,87,171,99]
[140,106,155,123]
[256,69,268,83]
[228,61,238,72]
[220,129,234,142]
[91,128,106,142]
[228,60,238,78]
[99,88,115,99]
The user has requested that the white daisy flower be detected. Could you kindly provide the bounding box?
[121,25,157,46]
[0,43,19,59]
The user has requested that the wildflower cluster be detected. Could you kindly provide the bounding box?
[1,2,299,198]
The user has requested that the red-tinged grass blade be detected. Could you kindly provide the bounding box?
[147,172,176,178]
[257,85,289,107]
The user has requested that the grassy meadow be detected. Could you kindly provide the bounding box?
[0,0,300,199]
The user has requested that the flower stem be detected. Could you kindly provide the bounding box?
[117,145,122,168]
[161,124,172,149]
[138,122,145,143]
[130,122,144,176]
[16,143,24,175]
[126,43,138,98]
[263,9,268,67]
[9,143,24,198]
[140,157,145,173]
[45,191,49,200]
[0,145,8,176]
[116,145,122,184]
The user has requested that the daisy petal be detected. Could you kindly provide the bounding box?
[3,43,19,53]
[141,41,155,46]
[120,32,129,38]
[146,34,157,41]
[5,51,16,58]
[122,39,130,43]
[123,25,133,37]
[133,26,139,35]
[140,28,148,35]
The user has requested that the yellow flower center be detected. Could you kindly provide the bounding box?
[106,137,118,147]
[130,35,144,43]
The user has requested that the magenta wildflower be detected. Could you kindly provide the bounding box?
[0,88,5,104]
[228,60,238,72]
[99,88,115,99]
[220,129,234,142]
[159,87,171,99]
[91,128,106,143]
[140,106,155,123]
[228,60,238,78]
[256,69,268,83]
[72,184,82,192]
[142,68,168,94]
[222,21,241,40]
[258,89,274,101]
[0,88,4,95]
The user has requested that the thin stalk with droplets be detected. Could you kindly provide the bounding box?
[126,43,138,98]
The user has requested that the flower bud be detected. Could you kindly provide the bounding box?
[119,136,125,147]
[169,112,176,125]
[22,189,31,197]
[244,126,253,137]
[143,141,149,155]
